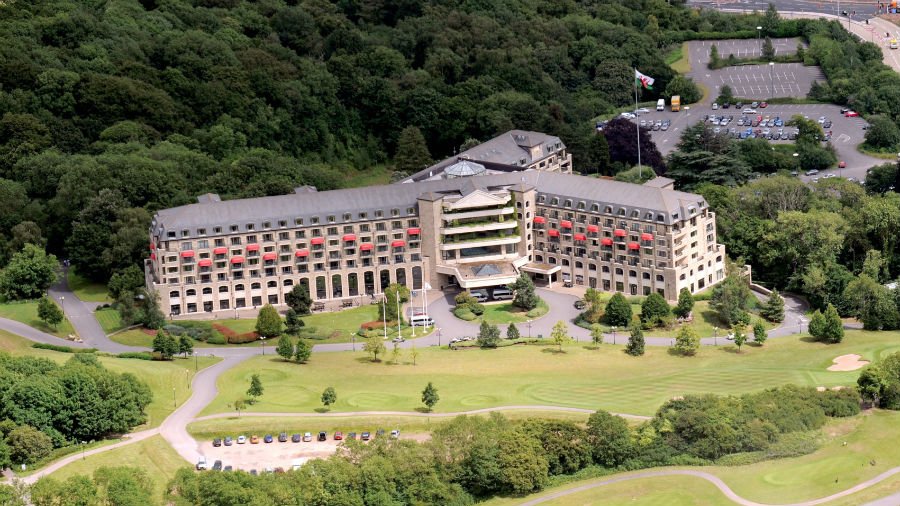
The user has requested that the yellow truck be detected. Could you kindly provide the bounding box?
[671,95,681,112]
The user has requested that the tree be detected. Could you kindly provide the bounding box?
[760,290,785,322]
[821,303,844,343]
[37,296,64,329]
[732,326,746,352]
[590,323,604,346]
[582,288,605,323]
[7,425,52,464]
[586,410,633,467]
[507,273,539,311]
[640,292,670,327]
[177,335,193,358]
[152,331,177,360]
[763,2,781,34]
[30,476,98,506]
[285,285,312,315]
[674,288,695,319]
[321,387,336,410]
[625,322,645,356]
[674,327,700,356]
[864,115,900,149]
[0,244,58,300]
[409,343,419,365]
[284,309,305,335]
[477,321,501,348]
[93,466,153,506]
[604,293,632,327]
[717,84,734,104]
[550,320,570,352]
[232,399,245,417]
[664,75,702,104]
[808,309,826,338]
[844,274,897,330]
[421,382,439,411]
[708,44,721,69]
[753,321,767,346]
[294,339,311,363]
[107,265,145,300]
[247,374,263,403]
[364,335,386,362]
[762,36,775,61]
[602,118,666,175]
[276,335,294,361]
[710,275,752,326]
[255,304,283,339]
[394,126,432,174]
[390,341,403,364]
[506,323,520,340]
[382,283,410,324]
[584,133,611,175]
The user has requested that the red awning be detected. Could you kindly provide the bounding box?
[213,247,227,255]
[310,237,325,245]
[360,243,374,251]
[628,242,640,250]
[342,234,356,242]
[263,252,277,261]
[560,220,573,228]
[295,249,309,257]
[574,233,587,241]
[547,229,560,237]
[587,225,599,233]
[246,244,260,252]
[407,228,421,235]
[198,259,212,267]
[601,238,613,246]
[533,216,546,224]
[641,233,654,241]
[614,229,627,237]
[149,253,157,260]
[149,243,156,250]
[230,256,245,264]
[391,240,406,248]
[180,250,194,258]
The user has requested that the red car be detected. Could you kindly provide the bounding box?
[838,161,846,168]
[334,431,343,440]
[759,101,768,108]
[845,110,859,117]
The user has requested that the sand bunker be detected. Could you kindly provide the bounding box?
[827,354,869,372]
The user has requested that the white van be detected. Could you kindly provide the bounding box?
[470,290,488,303]
[409,314,435,327]
[196,456,208,470]
[491,287,513,300]
[656,98,665,111]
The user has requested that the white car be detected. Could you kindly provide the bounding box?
[742,108,756,114]
[635,107,650,114]
[237,435,246,444]
[712,103,719,110]
[620,112,636,119]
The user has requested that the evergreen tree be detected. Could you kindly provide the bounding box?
[762,37,775,60]
[753,321,767,346]
[477,321,500,348]
[674,287,695,319]
[284,308,305,335]
[808,309,826,338]
[625,322,645,356]
[708,44,721,69]
[421,382,440,411]
[255,304,283,338]
[285,285,312,315]
[506,323,520,340]
[294,339,312,363]
[394,126,432,173]
[321,386,336,410]
[152,331,176,360]
[760,290,785,322]
[508,273,539,311]
[640,292,670,327]
[276,334,294,361]
[37,296,64,329]
[604,293,632,327]
[674,327,700,356]
[247,374,263,403]
[822,303,844,343]
[586,133,611,175]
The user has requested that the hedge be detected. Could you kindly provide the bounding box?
[32,343,99,354]
[116,352,153,360]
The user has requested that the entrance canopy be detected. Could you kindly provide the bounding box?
[520,262,562,275]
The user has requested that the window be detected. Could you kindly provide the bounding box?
[328,215,336,223]
[169,291,179,298]
[186,289,196,296]
[218,286,229,293]
[391,208,399,217]
[251,282,261,289]
[564,199,572,207]
[246,223,254,230]
[267,280,277,288]
[214,227,222,234]
[358,212,367,220]
[343,213,351,221]
[202,287,212,295]
[295,218,304,225]
[235,284,245,291]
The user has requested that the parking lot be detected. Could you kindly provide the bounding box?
[201,431,426,472]
[691,37,803,60]
[711,63,822,99]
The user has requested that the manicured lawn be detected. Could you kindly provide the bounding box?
[67,270,111,303]
[665,41,691,74]
[202,330,900,417]
[51,435,189,505]
[0,300,77,339]
[95,308,125,333]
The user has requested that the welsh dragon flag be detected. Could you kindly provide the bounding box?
[635,69,654,90]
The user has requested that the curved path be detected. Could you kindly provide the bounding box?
[519,467,900,506]
[194,406,651,422]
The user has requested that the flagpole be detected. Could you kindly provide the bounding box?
[634,68,642,179]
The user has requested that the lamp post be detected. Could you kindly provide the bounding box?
[714,326,719,346]
[611,326,617,345]
[800,317,807,334]
[527,320,532,339]
[437,327,442,347]
[81,441,86,460]
[351,331,356,352]
[260,337,265,355]
[193,351,198,372]
[769,61,775,99]
[172,387,176,408]
[59,296,65,313]
[757,26,762,55]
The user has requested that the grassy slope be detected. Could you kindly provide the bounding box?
[0,301,77,339]
[666,42,692,73]
[66,270,111,303]
[202,330,900,416]
[94,308,124,333]
[50,435,188,506]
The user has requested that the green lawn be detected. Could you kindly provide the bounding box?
[50,435,189,505]
[66,270,111,303]
[95,308,125,333]
[202,329,900,417]
[479,299,548,325]
[665,42,691,74]
[0,300,78,339]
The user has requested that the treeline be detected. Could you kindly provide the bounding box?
[0,353,151,469]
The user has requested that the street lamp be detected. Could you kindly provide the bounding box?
[769,62,775,99]
[437,327,442,347]
[714,326,719,346]
[611,326,617,345]
[193,351,198,372]
[81,441,86,460]
[756,26,762,54]
[351,331,355,352]
[800,317,808,334]
[59,296,65,313]
[527,320,532,339]
[172,387,176,408]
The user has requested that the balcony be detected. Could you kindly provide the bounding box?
[439,234,521,251]
[441,206,514,221]
[442,220,517,235]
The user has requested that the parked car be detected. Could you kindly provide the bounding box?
[838,161,847,168]
[196,457,208,470]
[470,290,488,303]
[361,431,371,441]
[303,432,312,442]
[735,102,744,108]
[237,435,246,444]
[334,431,343,440]
[250,469,258,476]
[492,287,513,300]
[291,433,301,443]
[264,434,274,443]
[390,430,400,439]
[212,438,222,447]
[722,102,730,109]
[223,436,233,446]
[805,169,820,176]
[223,465,233,472]
[250,435,259,444]
[574,299,586,310]
[347,432,357,440]
[212,460,223,471]
[712,102,718,110]
[840,107,850,114]
[845,110,859,117]
[620,112,636,119]
[318,431,327,441]
[750,101,759,108]
[278,432,288,442]
[636,107,650,114]
[376,429,386,438]
[391,336,405,343]
[759,101,768,108]
[742,108,756,114]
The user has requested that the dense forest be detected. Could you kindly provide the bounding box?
[0,0,782,285]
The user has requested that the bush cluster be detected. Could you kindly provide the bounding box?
[454,293,484,321]
[211,324,259,344]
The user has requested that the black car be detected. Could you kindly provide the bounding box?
[264,434,274,443]
[840,107,850,114]
[376,429,385,438]
[250,469,258,476]
[735,102,743,109]
[361,431,371,441]
[291,433,302,443]
[574,300,586,310]
[722,102,730,109]
[278,432,288,442]
[223,436,233,446]
[223,465,233,472]
[212,460,223,471]
[318,431,327,441]
[213,438,222,447]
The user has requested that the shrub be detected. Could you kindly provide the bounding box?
[454,308,477,321]
[206,334,226,345]
[32,344,98,354]
[360,320,397,330]
[116,352,153,360]
[212,324,259,344]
